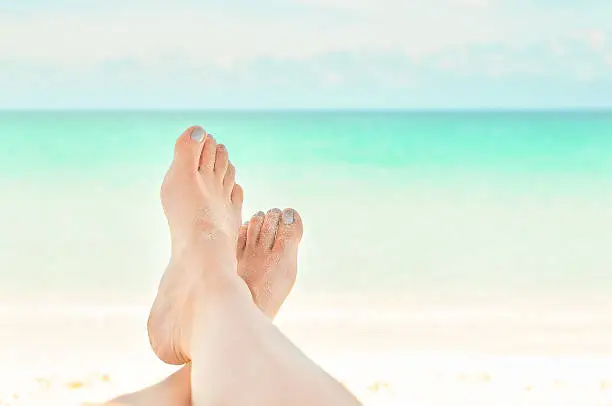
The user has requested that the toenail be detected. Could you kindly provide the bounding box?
[270,208,281,214]
[190,127,205,142]
[282,209,294,225]
[255,211,265,217]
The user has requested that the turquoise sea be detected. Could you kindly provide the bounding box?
[1,111,611,305]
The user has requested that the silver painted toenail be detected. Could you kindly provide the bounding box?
[190,127,205,142]
[255,211,265,217]
[282,209,294,225]
[270,208,281,214]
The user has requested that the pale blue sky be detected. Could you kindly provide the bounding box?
[0,0,611,109]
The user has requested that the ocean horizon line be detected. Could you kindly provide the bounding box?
[1,107,611,114]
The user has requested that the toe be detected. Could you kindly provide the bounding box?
[259,208,282,250]
[213,144,229,180]
[273,208,303,252]
[173,126,207,172]
[223,163,236,196]
[198,134,217,173]
[231,184,244,207]
[237,222,248,256]
[247,211,265,248]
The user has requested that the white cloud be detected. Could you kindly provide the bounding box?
[0,1,611,108]
[0,1,584,67]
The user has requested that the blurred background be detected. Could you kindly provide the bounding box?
[0,1,611,405]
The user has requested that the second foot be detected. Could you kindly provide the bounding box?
[237,208,303,318]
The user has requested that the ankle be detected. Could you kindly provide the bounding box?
[182,274,253,360]
[169,241,238,283]
[171,235,235,264]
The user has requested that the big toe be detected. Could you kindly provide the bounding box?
[172,126,207,172]
[273,208,303,252]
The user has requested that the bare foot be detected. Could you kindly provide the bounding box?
[103,211,303,406]
[237,208,303,318]
[148,126,246,365]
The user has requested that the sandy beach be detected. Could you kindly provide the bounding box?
[1,295,611,406]
[2,356,612,406]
